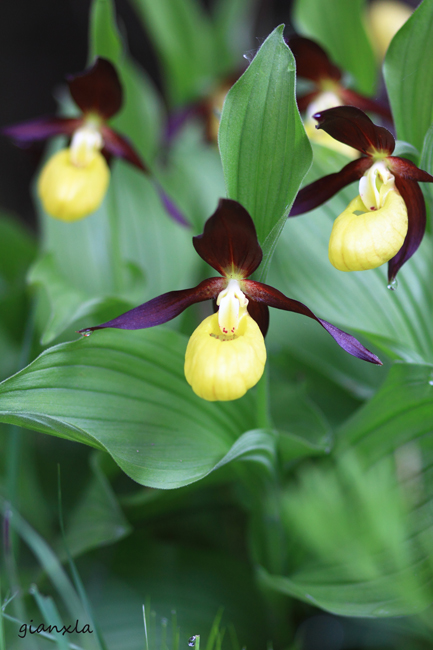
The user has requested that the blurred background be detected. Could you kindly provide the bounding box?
[0,0,298,229]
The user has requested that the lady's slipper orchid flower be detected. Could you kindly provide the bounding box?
[2,58,147,222]
[290,106,433,281]
[80,199,381,402]
[288,36,392,120]
[287,36,392,155]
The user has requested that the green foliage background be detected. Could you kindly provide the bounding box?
[1,0,433,648]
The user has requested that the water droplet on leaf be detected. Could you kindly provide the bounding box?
[188,636,197,647]
[387,278,398,291]
[81,331,92,337]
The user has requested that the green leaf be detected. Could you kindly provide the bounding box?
[219,25,312,280]
[157,122,226,233]
[0,328,277,489]
[84,533,268,649]
[293,0,377,95]
[111,58,164,164]
[419,124,433,221]
[268,308,386,402]
[130,0,215,105]
[0,212,35,285]
[337,362,433,459]
[30,586,70,650]
[261,364,433,617]
[393,140,420,161]
[0,213,35,380]
[31,1,171,344]
[0,499,86,623]
[269,377,333,462]
[268,345,372,429]
[384,0,433,152]
[259,555,431,618]
[59,453,132,560]
[0,580,5,650]
[212,0,256,75]
[33,162,195,344]
[90,0,163,162]
[29,252,132,347]
[270,149,433,363]
[89,0,123,64]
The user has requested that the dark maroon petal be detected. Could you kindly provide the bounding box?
[193,199,262,278]
[79,277,225,333]
[388,156,433,183]
[339,88,393,121]
[67,58,122,120]
[287,36,341,83]
[388,179,426,282]
[290,157,371,216]
[314,106,395,156]
[101,126,148,172]
[2,117,80,144]
[246,300,270,337]
[243,280,382,365]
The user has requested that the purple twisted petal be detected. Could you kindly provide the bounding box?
[79,277,225,333]
[243,280,382,365]
[2,116,80,144]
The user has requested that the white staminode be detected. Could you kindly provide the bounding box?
[216,279,249,335]
[359,160,396,211]
[70,123,104,167]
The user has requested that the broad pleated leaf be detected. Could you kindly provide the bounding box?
[419,124,433,219]
[384,0,433,152]
[85,534,268,649]
[157,121,227,233]
[130,0,215,106]
[219,26,312,279]
[89,0,123,64]
[32,162,195,344]
[261,364,433,617]
[59,453,132,560]
[268,308,386,402]
[0,212,35,380]
[270,378,333,462]
[0,328,278,489]
[293,0,377,95]
[212,0,256,74]
[90,0,163,164]
[259,552,431,618]
[31,2,181,344]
